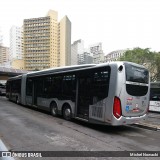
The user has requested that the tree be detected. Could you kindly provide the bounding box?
[119,47,160,81]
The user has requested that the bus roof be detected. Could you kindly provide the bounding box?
[27,64,97,77]
[7,75,22,81]
[7,61,147,80]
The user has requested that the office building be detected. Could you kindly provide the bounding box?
[0,32,3,46]
[71,39,84,65]
[23,10,71,71]
[10,26,23,60]
[0,45,9,66]
[58,16,71,67]
[78,50,93,65]
[11,59,25,70]
[89,43,104,64]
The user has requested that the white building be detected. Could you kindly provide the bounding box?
[71,39,84,65]
[0,29,3,46]
[78,51,93,65]
[89,43,104,64]
[10,26,23,60]
[105,49,127,62]
[0,45,10,66]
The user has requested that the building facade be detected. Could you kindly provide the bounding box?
[23,10,71,71]
[11,59,25,70]
[58,16,71,67]
[78,51,93,65]
[0,29,3,46]
[71,39,84,65]
[0,45,9,66]
[10,26,23,60]
[89,43,104,64]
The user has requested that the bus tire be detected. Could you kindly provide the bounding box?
[50,102,58,116]
[62,104,72,121]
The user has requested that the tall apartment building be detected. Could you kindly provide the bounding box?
[71,39,84,65]
[89,43,104,64]
[23,10,71,71]
[58,16,71,67]
[0,45,9,66]
[10,26,23,60]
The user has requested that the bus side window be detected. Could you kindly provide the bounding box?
[62,75,76,100]
[36,78,44,97]
[92,67,110,103]
[43,76,52,98]
[26,78,33,96]
[52,76,63,98]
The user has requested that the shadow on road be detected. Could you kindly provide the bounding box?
[71,119,140,134]
[3,97,141,135]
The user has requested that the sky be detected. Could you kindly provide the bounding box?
[0,0,160,54]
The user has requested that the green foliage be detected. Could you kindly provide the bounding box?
[119,47,160,81]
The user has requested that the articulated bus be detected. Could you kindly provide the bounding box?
[6,62,150,126]
[149,82,160,112]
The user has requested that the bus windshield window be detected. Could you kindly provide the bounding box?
[125,63,149,84]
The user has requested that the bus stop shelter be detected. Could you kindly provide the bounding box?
[0,67,28,84]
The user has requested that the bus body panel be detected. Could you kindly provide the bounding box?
[26,96,32,106]
[21,74,27,105]
[89,98,107,122]
[104,64,118,123]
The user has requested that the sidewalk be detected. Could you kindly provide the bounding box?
[134,112,160,131]
[0,139,15,160]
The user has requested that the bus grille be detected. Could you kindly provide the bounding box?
[92,106,103,118]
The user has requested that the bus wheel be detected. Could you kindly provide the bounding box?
[50,102,58,116]
[63,105,72,121]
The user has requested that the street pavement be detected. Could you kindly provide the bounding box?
[0,96,160,160]
[134,112,160,131]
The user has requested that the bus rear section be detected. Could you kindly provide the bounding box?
[111,62,150,126]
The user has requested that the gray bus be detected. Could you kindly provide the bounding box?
[6,61,150,126]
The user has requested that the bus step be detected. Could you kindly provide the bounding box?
[32,105,38,108]
[75,117,89,122]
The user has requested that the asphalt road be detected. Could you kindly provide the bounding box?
[0,97,160,160]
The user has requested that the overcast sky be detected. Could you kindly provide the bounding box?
[0,0,160,54]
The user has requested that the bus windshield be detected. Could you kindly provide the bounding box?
[125,63,149,84]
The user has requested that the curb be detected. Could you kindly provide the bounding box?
[133,123,160,131]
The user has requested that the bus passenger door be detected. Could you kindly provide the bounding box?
[77,76,92,120]
[26,78,37,107]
